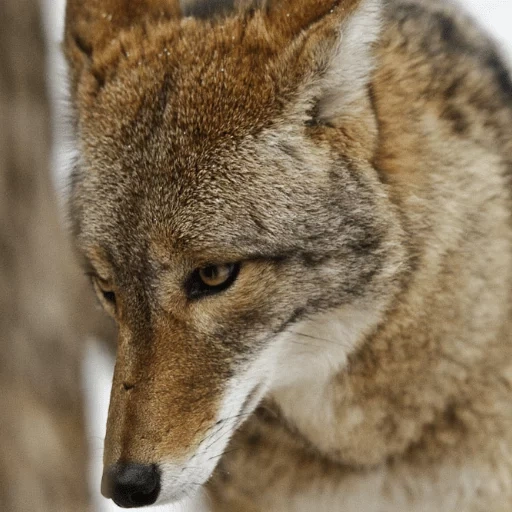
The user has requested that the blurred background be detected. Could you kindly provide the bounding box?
[1,0,511,511]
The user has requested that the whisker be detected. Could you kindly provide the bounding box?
[288,329,354,350]
[196,421,235,455]
[206,445,243,462]
[217,411,253,424]
[185,464,230,476]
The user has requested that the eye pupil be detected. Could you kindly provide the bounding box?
[199,264,233,286]
[202,266,217,280]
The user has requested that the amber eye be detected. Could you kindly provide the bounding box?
[91,277,117,315]
[199,264,234,286]
[185,263,240,300]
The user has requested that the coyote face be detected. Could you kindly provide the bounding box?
[65,0,407,507]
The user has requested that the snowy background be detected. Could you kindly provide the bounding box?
[41,1,512,511]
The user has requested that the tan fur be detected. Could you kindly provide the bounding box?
[64,0,512,510]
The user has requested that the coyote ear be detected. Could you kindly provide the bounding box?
[64,0,181,92]
[268,0,382,124]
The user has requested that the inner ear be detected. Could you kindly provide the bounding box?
[280,0,382,125]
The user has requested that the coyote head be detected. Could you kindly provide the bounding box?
[65,0,404,507]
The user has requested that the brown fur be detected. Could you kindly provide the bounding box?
[64,0,512,510]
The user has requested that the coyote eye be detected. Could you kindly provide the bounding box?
[199,264,234,286]
[186,263,240,300]
[91,276,117,315]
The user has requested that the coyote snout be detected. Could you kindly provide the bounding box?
[98,291,276,506]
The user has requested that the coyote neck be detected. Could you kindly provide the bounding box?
[267,215,512,468]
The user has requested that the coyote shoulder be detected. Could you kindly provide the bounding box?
[64,0,512,510]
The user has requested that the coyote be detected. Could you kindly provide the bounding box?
[64,0,512,510]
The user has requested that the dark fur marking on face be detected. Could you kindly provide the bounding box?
[339,264,381,300]
[157,73,172,114]
[347,235,382,258]
[211,310,272,358]
[286,308,307,327]
[248,210,268,234]
[119,73,173,148]
[301,252,331,268]
[274,308,308,336]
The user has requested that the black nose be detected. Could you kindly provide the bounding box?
[102,463,161,508]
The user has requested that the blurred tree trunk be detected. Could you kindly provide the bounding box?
[0,0,113,510]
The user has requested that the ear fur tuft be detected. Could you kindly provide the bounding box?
[315,0,382,122]
[268,0,382,124]
[64,0,181,94]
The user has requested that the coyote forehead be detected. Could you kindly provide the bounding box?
[73,10,332,145]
